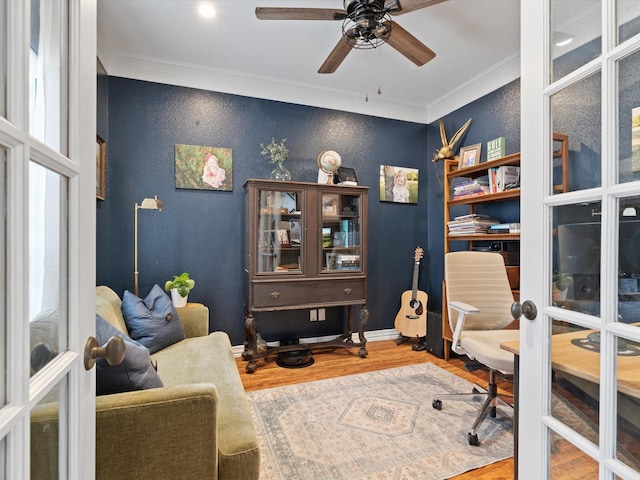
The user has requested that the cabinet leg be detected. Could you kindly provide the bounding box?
[358,305,369,356]
[243,315,258,361]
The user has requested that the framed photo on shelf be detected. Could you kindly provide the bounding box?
[96,135,106,200]
[458,143,482,169]
[322,194,339,216]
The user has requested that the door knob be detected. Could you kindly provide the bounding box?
[84,335,126,370]
[511,300,537,321]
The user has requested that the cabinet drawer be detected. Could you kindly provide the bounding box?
[252,279,365,309]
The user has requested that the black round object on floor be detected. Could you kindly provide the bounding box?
[276,349,314,368]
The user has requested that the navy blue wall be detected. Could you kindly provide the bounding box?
[97,77,431,347]
[424,79,521,354]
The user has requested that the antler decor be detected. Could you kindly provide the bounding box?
[432,118,472,163]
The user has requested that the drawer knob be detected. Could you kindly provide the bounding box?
[344,288,352,295]
[271,291,280,299]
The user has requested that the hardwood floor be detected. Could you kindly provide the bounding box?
[237,339,515,480]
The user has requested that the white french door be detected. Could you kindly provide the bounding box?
[520,0,640,478]
[0,0,96,478]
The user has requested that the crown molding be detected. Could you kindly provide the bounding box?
[425,52,521,123]
[98,47,520,125]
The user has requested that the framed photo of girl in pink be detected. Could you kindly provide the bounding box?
[175,144,233,191]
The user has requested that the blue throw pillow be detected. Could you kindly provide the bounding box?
[95,315,164,395]
[121,284,185,354]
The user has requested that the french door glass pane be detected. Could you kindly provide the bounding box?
[617,0,640,44]
[0,0,6,118]
[619,51,640,183]
[551,0,601,83]
[550,320,601,444]
[549,429,599,477]
[618,197,640,322]
[31,380,64,480]
[551,73,602,193]
[0,147,4,406]
[616,344,640,472]
[29,0,68,154]
[552,202,601,310]
[29,161,67,375]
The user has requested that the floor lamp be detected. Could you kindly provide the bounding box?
[134,195,163,296]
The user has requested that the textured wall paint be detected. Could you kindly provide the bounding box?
[423,79,521,355]
[98,77,431,346]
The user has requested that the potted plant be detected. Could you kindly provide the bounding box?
[164,272,195,307]
[552,271,572,302]
[260,137,291,180]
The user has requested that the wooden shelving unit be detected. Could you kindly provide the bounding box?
[441,135,569,359]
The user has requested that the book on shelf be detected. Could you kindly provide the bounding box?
[497,166,520,191]
[447,214,499,235]
[486,137,506,161]
[488,165,520,193]
[337,254,360,269]
[452,177,490,198]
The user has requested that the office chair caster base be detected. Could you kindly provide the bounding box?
[467,432,480,446]
[432,399,442,410]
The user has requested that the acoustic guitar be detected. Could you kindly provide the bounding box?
[394,247,428,339]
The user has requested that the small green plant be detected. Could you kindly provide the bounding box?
[260,138,289,164]
[553,271,572,291]
[164,272,195,298]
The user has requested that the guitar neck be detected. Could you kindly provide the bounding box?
[411,261,420,300]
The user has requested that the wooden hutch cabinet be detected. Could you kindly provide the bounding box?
[242,179,369,373]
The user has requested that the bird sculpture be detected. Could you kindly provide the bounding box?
[432,118,472,163]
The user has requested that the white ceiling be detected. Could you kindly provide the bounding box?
[97,0,523,123]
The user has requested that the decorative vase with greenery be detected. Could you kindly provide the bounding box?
[260,137,291,181]
[164,272,195,307]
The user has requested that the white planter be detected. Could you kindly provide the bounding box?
[170,288,188,308]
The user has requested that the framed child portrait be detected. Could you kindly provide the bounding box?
[458,144,482,169]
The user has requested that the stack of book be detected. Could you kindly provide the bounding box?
[447,214,499,235]
[488,165,520,193]
[452,177,490,199]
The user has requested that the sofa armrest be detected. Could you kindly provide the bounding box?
[176,303,209,337]
[96,384,218,480]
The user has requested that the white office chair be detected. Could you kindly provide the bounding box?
[433,251,518,446]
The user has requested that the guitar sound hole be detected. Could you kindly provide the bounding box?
[410,300,420,309]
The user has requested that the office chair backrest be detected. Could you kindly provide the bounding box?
[445,251,515,331]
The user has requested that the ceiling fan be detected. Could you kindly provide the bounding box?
[255,0,448,74]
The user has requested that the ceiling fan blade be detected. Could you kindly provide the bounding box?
[390,0,448,15]
[318,36,354,74]
[384,21,435,66]
[255,7,346,21]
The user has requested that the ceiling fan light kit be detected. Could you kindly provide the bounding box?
[255,0,446,73]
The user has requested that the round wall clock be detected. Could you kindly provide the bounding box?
[317,150,342,184]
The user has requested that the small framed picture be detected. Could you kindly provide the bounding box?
[96,135,106,200]
[277,229,290,247]
[458,143,482,169]
[322,194,339,216]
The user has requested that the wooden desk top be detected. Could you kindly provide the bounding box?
[501,330,640,399]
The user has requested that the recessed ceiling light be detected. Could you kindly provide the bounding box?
[198,2,216,19]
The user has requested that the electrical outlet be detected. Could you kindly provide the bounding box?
[318,308,326,321]
[310,309,317,321]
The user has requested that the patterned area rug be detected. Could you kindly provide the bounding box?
[247,363,513,480]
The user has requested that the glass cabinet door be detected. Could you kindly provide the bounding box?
[321,192,361,272]
[257,188,302,273]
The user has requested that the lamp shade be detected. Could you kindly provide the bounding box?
[139,195,163,211]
